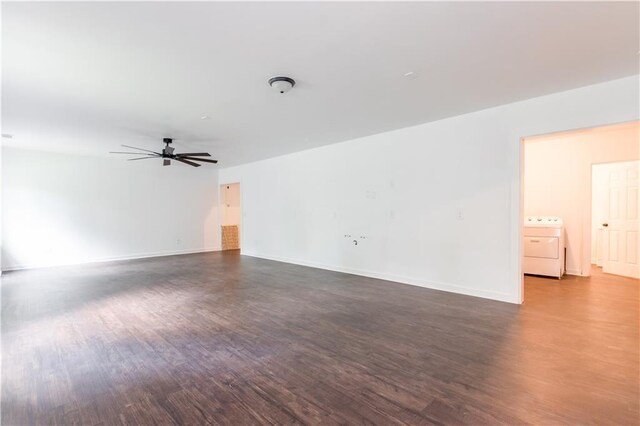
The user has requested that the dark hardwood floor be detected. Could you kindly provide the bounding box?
[2,252,638,425]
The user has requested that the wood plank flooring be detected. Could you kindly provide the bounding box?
[2,251,638,425]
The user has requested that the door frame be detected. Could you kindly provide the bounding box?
[218,181,243,251]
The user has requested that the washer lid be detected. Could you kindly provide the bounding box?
[524,216,563,228]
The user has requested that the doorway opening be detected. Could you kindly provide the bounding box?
[521,121,639,290]
[220,183,241,251]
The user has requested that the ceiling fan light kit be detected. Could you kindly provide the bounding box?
[109,138,217,168]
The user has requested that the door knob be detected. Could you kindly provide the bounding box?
[602,223,609,227]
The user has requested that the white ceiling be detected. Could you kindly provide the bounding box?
[2,1,639,166]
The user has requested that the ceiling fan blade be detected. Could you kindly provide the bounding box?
[110,151,156,155]
[174,158,201,167]
[163,159,171,166]
[121,144,160,155]
[128,156,159,161]
[175,152,211,157]
[180,156,218,164]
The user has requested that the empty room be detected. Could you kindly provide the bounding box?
[1,1,639,425]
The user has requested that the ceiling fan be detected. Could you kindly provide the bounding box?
[110,138,217,167]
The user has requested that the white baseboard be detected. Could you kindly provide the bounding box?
[241,251,516,304]
[565,268,588,277]
[3,248,518,303]
[1,246,222,273]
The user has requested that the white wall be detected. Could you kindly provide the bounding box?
[0,139,2,275]
[220,76,639,304]
[1,147,220,270]
[524,123,639,276]
[220,183,241,226]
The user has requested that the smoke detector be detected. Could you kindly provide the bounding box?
[268,76,296,94]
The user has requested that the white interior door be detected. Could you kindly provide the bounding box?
[602,161,639,278]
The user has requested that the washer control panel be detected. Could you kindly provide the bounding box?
[524,216,563,227]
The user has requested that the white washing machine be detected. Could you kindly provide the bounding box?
[523,216,565,279]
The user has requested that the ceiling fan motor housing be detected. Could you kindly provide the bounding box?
[162,138,175,156]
